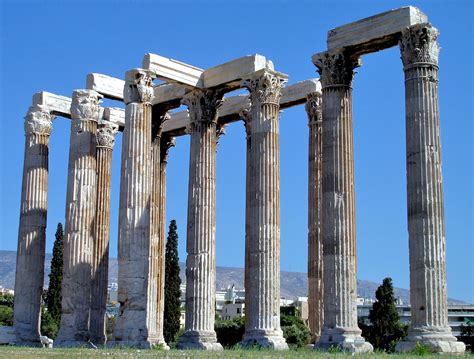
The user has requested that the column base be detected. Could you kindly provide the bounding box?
[177,330,223,350]
[107,338,164,349]
[2,326,42,347]
[53,339,96,348]
[396,326,466,354]
[315,327,373,353]
[240,329,288,350]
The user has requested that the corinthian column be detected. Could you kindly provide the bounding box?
[177,89,224,350]
[240,70,288,350]
[154,132,175,349]
[149,112,170,349]
[109,69,158,348]
[13,105,54,346]
[56,89,102,347]
[90,120,118,345]
[395,24,465,354]
[312,50,372,353]
[306,92,323,343]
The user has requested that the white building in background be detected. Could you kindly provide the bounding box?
[107,282,118,303]
[0,286,14,295]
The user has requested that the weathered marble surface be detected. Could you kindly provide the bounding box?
[306,92,323,343]
[90,121,118,345]
[109,69,159,348]
[313,50,372,353]
[326,6,427,54]
[143,53,203,87]
[163,79,320,135]
[240,70,288,350]
[395,23,464,354]
[177,89,224,350]
[87,73,125,100]
[55,89,102,347]
[13,104,54,346]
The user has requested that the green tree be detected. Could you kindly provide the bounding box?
[364,277,407,352]
[45,223,64,330]
[0,293,14,308]
[280,313,311,348]
[458,320,474,352]
[40,306,58,338]
[215,316,245,348]
[0,305,13,326]
[163,220,182,345]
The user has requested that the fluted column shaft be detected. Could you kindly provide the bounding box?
[177,89,223,350]
[313,50,372,353]
[13,106,54,345]
[56,90,102,346]
[111,69,157,348]
[240,70,288,350]
[396,23,465,354]
[153,134,175,348]
[306,92,323,342]
[90,122,117,344]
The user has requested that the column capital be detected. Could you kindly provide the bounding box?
[160,134,176,163]
[399,23,440,68]
[305,92,322,126]
[71,89,103,122]
[241,70,287,106]
[96,120,118,149]
[312,49,360,87]
[152,112,170,141]
[216,123,226,146]
[124,68,156,105]
[24,104,54,136]
[181,89,224,125]
[239,108,252,138]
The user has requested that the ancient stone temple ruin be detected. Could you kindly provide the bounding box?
[11,6,465,353]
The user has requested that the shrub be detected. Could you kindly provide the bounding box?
[0,305,13,326]
[215,316,245,348]
[280,314,310,348]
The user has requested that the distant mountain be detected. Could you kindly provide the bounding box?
[0,250,465,304]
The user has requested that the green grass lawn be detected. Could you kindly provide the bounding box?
[0,347,472,359]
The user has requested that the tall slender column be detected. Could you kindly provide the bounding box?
[149,113,171,349]
[240,70,288,350]
[89,120,118,345]
[396,23,465,354]
[177,89,224,350]
[306,92,324,343]
[312,50,372,353]
[154,133,175,349]
[13,105,54,345]
[110,69,158,348]
[56,90,102,347]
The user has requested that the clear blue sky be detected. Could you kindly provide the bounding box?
[0,0,472,302]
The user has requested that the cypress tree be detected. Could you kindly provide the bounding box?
[367,277,406,352]
[163,219,182,344]
[46,223,64,324]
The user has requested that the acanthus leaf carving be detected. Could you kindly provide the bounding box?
[181,89,224,125]
[305,92,322,126]
[400,23,440,67]
[241,71,286,106]
[160,134,176,163]
[216,123,226,146]
[70,89,103,121]
[313,50,360,87]
[96,121,118,149]
[239,108,252,138]
[152,112,170,141]
[124,69,155,105]
[24,104,55,136]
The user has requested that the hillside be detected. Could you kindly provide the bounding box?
[0,250,464,303]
